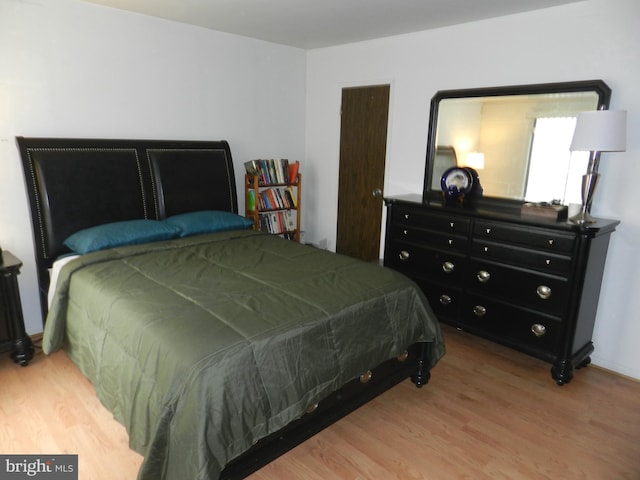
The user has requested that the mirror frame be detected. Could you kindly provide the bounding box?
[422,80,612,210]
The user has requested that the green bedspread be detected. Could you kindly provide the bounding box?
[44,229,444,479]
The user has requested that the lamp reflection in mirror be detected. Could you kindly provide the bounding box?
[569,109,627,224]
[464,152,485,170]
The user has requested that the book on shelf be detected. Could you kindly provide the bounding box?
[259,160,270,184]
[274,188,288,208]
[259,187,295,210]
[285,187,297,207]
[243,160,260,176]
[263,190,274,210]
[288,160,299,184]
[259,191,269,210]
[284,210,296,231]
[259,214,270,233]
[280,159,289,183]
[244,159,299,185]
[247,190,256,212]
[258,210,296,235]
[268,162,278,185]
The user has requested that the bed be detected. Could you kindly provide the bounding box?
[17,136,445,480]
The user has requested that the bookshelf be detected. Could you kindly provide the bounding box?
[244,159,301,242]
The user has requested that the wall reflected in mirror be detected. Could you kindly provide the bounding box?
[430,89,602,205]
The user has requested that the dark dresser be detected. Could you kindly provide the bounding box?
[384,194,619,384]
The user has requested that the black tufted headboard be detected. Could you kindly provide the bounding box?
[17,136,238,320]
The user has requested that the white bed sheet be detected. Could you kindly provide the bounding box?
[48,254,80,308]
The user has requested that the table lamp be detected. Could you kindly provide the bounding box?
[569,109,627,224]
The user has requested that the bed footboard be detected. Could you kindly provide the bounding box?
[221,342,431,479]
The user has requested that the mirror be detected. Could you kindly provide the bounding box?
[423,80,611,207]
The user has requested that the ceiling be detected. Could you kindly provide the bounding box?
[81,0,583,49]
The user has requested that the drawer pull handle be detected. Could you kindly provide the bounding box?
[450,222,455,228]
[439,294,452,305]
[404,214,409,220]
[442,261,455,273]
[448,239,453,245]
[486,228,491,234]
[548,239,554,246]
[477,270,491,283]
[531,323,547,337]
[399,250,410,261]
[403,229,408,235]
[545,259,551,265]
[483,246,489,253]
[537,285,552,299]
[473,305,487,317]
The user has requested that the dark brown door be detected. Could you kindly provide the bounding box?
[336,85,390,261]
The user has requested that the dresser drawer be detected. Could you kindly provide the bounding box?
[467,259,569,316]
[471,239,572,275]
[474,220,575,253]
[388,224,468,252]
[392,206,470,235]
[460,295,561,355]
[413,279,461,322]
[385,242,467,285]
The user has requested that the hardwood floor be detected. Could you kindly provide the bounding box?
[1,325,638,479]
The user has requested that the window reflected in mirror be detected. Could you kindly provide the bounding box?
[526,117,589,204]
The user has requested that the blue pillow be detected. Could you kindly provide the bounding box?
[64,219,181,254]
[163,211,253,238]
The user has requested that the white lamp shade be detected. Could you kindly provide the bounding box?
[570,110,627,152]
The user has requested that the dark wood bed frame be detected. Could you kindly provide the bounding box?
[17,136,434,479]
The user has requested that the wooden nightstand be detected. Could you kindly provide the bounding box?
[0,250,35,366]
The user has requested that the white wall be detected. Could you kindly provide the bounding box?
[305,0,640,379]
[0,0,306,335]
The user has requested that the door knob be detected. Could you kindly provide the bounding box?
[372,188,382,197]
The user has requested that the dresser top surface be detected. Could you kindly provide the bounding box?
[384,194,620,236]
